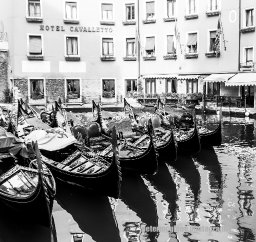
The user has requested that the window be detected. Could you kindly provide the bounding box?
[244,47,253,64]
[66,79,80,99]
[187,0,196,15]
[209,30,217,52]
[207,82,220,96]
[146,1,155,20]
[167,35,176,54]
[145,37,155,56]
[126,3,135,21]
[65,1,78,20]
[186,33,197,53]
[166,78,177,93]
[102,79,115,98]
[102,38,114,56]
[186,79,198,93]
[145,79,156,94]
[126,79,137,96]
[27,0,41,18]
[102,3,113,21]
[167,0,175,17]
[66,36,79,56]
[209,0,218,11]
[245,9,254,27]
[126,38,136,57]
[28,35,42,56]
[30,79,44,100]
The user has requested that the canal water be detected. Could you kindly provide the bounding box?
[0,116,256,242]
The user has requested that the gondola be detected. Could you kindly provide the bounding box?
[155,97,201,156]
[95,98,176,164]
[198,120,222,147]
[0,139,56,227]
[175,124,201,155]
[80,101,158,175]
[124,98,177,162]
[29,126,121,199]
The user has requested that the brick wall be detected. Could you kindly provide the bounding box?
[0,51,8,102]
[46,79,65,103]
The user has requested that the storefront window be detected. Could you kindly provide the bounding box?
[207,82,220,96]
[186,79,198,93]
[126,79,137,96]
[102,79,115,98]
[30,79,44,100]
[166,78,177,93]
[67,79,80,99]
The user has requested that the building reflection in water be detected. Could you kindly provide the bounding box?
[236,150,255,242]
[120,173,159,242]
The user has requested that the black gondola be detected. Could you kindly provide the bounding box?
[39,127,121,199]
[0,141,56,227]
[198,121,222,147]
[82,101,158,175]
[155,97,201,156]
[175,124,201,155]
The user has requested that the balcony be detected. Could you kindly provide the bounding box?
[101,56,116,61]
[184,53,198,59]
[240,61,254,71]
[206,10,220,17]
[100,20,115,26]
[143,55,156,61]
[185,14,198,20]
[65,56,80,61]
[241,26,255,33]
[163,17,177,22]
[143,19,156,24]
[26,16,43,23]
[205,52,220,58]
[123,20,136,25]
[163,54,177,60]
[27,55,44,60]
[63,19,79,24]
[123,56,137,61]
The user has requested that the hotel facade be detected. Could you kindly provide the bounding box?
[0,0,256,108]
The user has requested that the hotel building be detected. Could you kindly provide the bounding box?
[0,0,256,109]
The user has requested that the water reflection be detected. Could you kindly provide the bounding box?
[55,181,121,242]
[236,151,255,242]
[193,147,223,235]
[145,162,178,223]
[120,173,159,241]
[0,206,56,242]
[172,156,201,202]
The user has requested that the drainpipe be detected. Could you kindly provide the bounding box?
[238,0,241,72]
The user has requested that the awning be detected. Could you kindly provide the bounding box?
[203,73,236,83]
[178,75,199,80]
[143,74,178,79]
[225,73,256,86]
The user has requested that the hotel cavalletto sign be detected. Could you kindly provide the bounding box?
[39,24,113,33]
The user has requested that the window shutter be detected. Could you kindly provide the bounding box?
[66,37,74,55]
[102,3,112,11]
[146,2,155,14]
[167,35,174,53]
[187,33,197,45]
[145,37,155,51]
[29,36,42,54]
[66,3,72,19]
